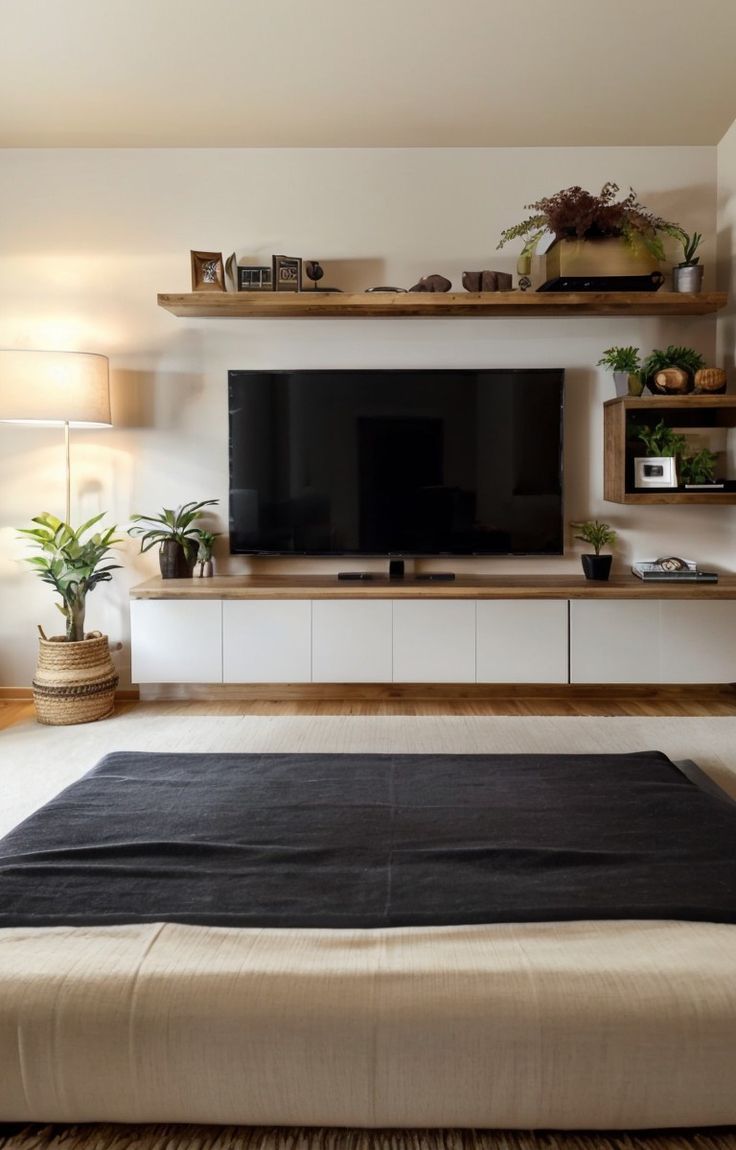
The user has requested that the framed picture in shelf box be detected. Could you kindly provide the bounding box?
[272,254,302,292]
[634,457,677,488]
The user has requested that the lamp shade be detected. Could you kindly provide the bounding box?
[0,349,111,426]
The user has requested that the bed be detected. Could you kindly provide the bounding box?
[0,750,735,1128]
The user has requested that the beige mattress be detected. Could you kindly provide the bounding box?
[1,918,735,1128]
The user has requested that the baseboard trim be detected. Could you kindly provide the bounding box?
[139,682,736,703]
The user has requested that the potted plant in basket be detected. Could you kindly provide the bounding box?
[672,230,704,293]
[128,499,219,578]
[572,520,617,581]
[18,512,121,725]
[497,182,682,282]
[597,346,643,397]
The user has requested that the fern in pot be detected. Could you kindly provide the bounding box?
[18,513,122,725]
[597,346,643,397]
[128,500,219,578]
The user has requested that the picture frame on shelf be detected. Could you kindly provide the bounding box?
[238,265,273,291]
[634,456,678,488]
[272,254,302,292]
[191,251,226,292]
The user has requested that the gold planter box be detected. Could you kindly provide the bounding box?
[545,237,659,279]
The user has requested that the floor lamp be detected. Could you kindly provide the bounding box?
[0,349,111,523]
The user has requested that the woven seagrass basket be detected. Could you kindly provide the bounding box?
[32,630,118,726]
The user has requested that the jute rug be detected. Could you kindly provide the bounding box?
[1,1128,735,1150]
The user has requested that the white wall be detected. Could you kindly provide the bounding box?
[0,146,726,688]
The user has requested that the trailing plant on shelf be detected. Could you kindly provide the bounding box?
[679,447,718,485]
[571,519,617,582]
[641,345,706,394]
[635,420,688,459]
[497,182,682,259]
[18,512,121,642]
[128,499,219,579]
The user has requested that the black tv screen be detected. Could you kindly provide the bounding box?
[228,369,564,556]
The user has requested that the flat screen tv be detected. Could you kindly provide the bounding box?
[228,368,564,556]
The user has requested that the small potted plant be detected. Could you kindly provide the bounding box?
[597,346,643,397]
[641,345,706,394]
[18,512,121,725]
[679,447,719,488]
[194,529,219,578]
[128,499,219,578]
[634,420,687,488]
[672,230,704,293]
[573,520,617,581]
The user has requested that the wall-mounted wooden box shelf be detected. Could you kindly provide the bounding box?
[158,291,728,319]
[604,395,736,504]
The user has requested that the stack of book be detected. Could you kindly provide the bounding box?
[632,559,718,583]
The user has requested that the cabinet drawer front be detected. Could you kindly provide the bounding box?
[223,600,311,683]
[393,600,476,683]
[131,600,222,683]
[312,600,392,682]
[660,602,736,683]
[477,600,568,683]
[570,600,657,684]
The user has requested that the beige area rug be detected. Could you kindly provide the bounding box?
[1,1128,735,1150]
[1,710,735,838]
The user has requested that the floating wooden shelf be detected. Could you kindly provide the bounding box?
[157,290,728,319]
[604,395,736,505]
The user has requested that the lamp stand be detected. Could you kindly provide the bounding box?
[64,420,70,525]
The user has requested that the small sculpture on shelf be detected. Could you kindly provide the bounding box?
[461,271,513,292]
[304,260,342,292]
[408,274,452,292]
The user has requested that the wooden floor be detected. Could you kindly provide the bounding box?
[2,689,736,728]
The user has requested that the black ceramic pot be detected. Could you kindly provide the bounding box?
[581,554,613,581]
[159,539,196,579]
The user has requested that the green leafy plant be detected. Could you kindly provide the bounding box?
[641,345,706,384]
[597,346,641,374]
[635,420,688,458]
[128,500,219,558]
[497,182,682,260]
[572,520,617,555]
[18,513,121,642]
[674,230,703,267]
[196,529,218,563]
[679,447,718,485]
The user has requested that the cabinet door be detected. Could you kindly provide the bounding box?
[223,600,312,683]
[393,600,476,683]
[477,600,568,683]
[130,599,222,683]
[312,600,392,682]
[569,600,658,684]
[660,602,736,683]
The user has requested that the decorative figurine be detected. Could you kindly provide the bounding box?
[462,271,513,292]
[304,260,342,292]
[408,274,452,292]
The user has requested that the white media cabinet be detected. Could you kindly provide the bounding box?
[130,575,736,690]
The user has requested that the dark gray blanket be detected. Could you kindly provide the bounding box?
[0,750,735,928]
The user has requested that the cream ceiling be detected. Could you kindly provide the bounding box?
[1,0,736,147]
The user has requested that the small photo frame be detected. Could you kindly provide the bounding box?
[191,250,225,292]
[634,456,678,488]
[272,254,302,292]
[238,265,273,292]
